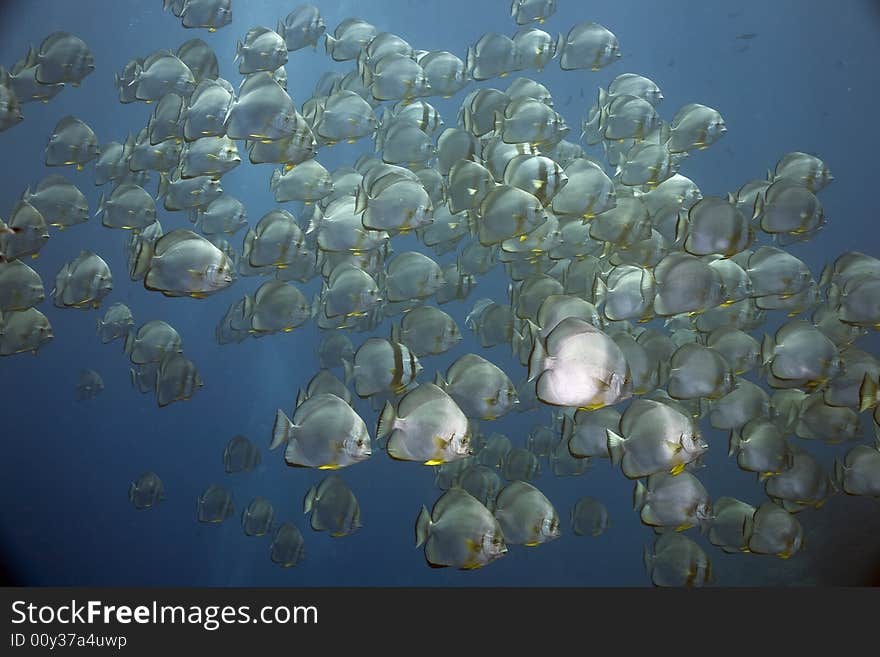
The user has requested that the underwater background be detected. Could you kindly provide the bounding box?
[1,0,879,586]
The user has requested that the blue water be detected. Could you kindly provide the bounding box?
[1,0,879,586]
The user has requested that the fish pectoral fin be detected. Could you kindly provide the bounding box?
[464,538,483,560]
[669,462,686,476]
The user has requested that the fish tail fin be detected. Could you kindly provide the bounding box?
[376,401,397,440]
[492,109,504,136]
[606,429,625,468]
[698,398,711,419]
[555,33,565,60]
[123,132,136,158]
[377,107,392,149]
[306,208,322,235]
[751,190,765,222]
[390,322,401,344]
[527,334,547,382]
[129,237,153,281]
[760,332,774,366]
[294,388,305,409]
[415,505,431,547]
[561,415,575,446]
[310,291,322,320]
[826,283,841,308]
[728,429,741,458]
[360,61,374,90]
[510,328,524,358]
[270,168,281,191]
[643,544,654,579]
[433,371,447,389]
[303,485,317,513]
[858,372,879,413]
[342,357,355,386]
[270,408,293,450]
[833,458,845,492]
[818,263,831,288]
[592,275,607,308]
[94,192,105,217]
[123,329,135,356]
[234,40,242,63]
[465,46,475,79]
[633,480,647,510]
[156,172,169,201]
[354,184,368,215]
[324,34,336,56]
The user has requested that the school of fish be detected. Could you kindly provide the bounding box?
[1,0,878,586]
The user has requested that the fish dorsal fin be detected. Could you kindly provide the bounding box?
[495,480,534,510]
[38,31,73,54]
[433,487,478,517]
[142,49,178,71]
[253,279,286,306]
[619,398,662,435]
[153,229,201,256]
[244,25,276,43]
[545,316,596,355]
[35,174,71,192]
[53,115,88,135]
[397,382,450,417]
[238,70,283,97]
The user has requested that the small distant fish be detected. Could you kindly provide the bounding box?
[76,369,104,401]
[197,484,234,523]
[415,487,507,569]
[493,481,560,547]
[571,497,609,537]
[129,472,165,510]
[223,435,261,473]
[736,33,758,40]
[303,474,361,537]
[270,522,305,567]
[241,497,275,536]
